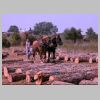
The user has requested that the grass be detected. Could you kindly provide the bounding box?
[61,40,98,53]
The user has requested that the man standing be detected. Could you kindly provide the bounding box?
[26,39,30,60]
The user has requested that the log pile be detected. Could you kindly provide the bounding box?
[2,63,98,85]
[69,53,98,64]
[2,52,9,59]
[2,47,98,85]
[2,63,96,85]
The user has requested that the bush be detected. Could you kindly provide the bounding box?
[63,27,83,43]
[9,32,21,46]
[28,34,36,45]
[2,35,11,48]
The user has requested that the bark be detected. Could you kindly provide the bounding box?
[30,65,98,85]
[7,73,26,82]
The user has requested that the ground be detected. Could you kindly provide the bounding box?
[2,42,98,85]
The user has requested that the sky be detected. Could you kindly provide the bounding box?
[2,14,98,34]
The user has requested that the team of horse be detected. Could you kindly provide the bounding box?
[32,34,62,62]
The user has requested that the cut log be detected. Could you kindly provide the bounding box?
[3,66,34,79]
[33,71,51,84]
[75,56,90,63]
[79,77,98,85]
[49,76,56,81]
[96,56,98,63]
[89,57,97,63]
[3,66,17,78]
[3,66,9,78]
[17,52,26,56]
[2,52,9,59]
[30,65,98,85]
[64,56,70,62]
[25,70,36,83]
[2,59,23,63]
[7,73,26,82]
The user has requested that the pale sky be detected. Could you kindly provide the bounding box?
[2,14,98,34]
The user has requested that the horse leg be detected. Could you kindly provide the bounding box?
[47,51,50,62]
[33,51,36,62]
[53,50,56,59]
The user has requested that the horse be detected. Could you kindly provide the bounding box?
[32,35,62,63]
[32,35,49,62]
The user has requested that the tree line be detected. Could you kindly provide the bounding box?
[2,21,98,47]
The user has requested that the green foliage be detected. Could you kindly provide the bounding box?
[9,32,21,46]
[86,27,98,40]
[34,22,58,35]
[2,34,11,48]
[28,34,36,45]
[8,25,19,33]
[63,27,83,43]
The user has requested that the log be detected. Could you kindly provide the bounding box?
[89,56,97,63]
[7,73,26,82]
[30,65,98,85]
[79,77,98,85]
[96,56,98,63]
[14,49,23,53]
[3,66,16,77]
[64,56,70,62]
[17,52,26,56]
[74,54,98,64]
[3,65,34,78]
[75,56,90,63]
[33,71,50,85]
[2,59,23,63]
[25,70,36,83]
[2,52,9,59]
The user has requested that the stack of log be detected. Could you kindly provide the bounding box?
[3,62,97,85]
[56,51,98,64]
[69,53,98,64]
[2,52,9,59]
[13,49,26,56]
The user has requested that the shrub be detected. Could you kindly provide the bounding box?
[9,32,21,46]
[2,35,11,48]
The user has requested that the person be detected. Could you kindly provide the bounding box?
[26,39,30,59]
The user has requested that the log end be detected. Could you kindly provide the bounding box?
[75,58,79,64]
[26,75,31,83]
[49,76,55,81]
[64,56,68,62]
[15,68,22,74]
[35,79,42,85]
[3,66,9,78]
[89,58,92,64]
[7,74,12,83]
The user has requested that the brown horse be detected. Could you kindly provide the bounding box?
[32,36,49,62]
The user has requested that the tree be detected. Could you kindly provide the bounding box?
[34,22,58,35]
[8,25,19,33]
[2,34,11,48]
[9,32,21,46]
[63,27,83,43]
[28,34,36,45]
[86,27,98,40]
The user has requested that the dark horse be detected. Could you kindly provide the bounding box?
[32,35,62,63]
